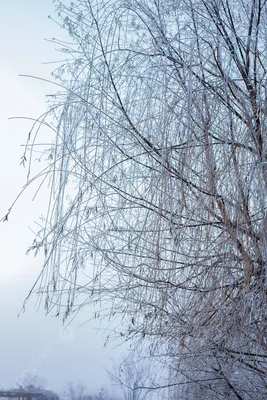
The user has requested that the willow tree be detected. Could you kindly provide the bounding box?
[8,0,267,398]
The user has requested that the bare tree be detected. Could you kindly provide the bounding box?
[16,374,46,391]
[8,0,267,398]
[13,374,59,400]
[63,381,118,400]
[108,358,152,400]
[64,381,86,400]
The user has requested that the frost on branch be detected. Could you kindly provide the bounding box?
[19,0,267,398]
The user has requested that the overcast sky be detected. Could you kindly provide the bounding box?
[0,1,125,395]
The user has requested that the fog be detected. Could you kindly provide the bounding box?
[0,0,123,394]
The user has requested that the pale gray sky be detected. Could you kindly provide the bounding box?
[0,1,124,395]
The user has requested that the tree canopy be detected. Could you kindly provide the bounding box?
[9,0,267,398]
